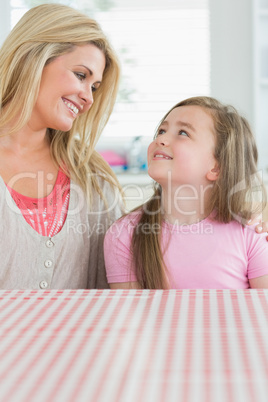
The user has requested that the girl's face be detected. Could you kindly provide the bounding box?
[29,44,106,132]
[147,105,218,190]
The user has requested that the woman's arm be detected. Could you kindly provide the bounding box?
[248,217,268,240]
[249,275,268,288]
[255,222,268,241]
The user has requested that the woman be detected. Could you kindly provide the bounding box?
[0,4,123,289]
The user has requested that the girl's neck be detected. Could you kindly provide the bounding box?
[161,184,212,225]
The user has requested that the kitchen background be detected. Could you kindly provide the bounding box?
[1,0,267,216]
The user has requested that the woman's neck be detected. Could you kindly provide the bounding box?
[0,125,49,154]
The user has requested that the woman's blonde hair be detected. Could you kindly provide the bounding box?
[131,96,267,289]
[0,3,121,201]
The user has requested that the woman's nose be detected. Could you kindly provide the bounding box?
[79,87,94,109]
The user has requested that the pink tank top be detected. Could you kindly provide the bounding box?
[7,170,70,237]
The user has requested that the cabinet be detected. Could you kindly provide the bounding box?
[117,173,154,212]
[253,0,268,175]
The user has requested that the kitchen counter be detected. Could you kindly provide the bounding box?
[116,172,154,211]
[116,172,153,186]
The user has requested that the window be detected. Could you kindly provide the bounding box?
[10,0,28,28]
[4,0,210,144]
[98,1,210,140]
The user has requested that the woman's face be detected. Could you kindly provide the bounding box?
[30,44,106,132]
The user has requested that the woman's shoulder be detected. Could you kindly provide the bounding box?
[83,169,123,208]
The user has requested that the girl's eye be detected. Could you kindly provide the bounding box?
[157,128,166,135]
[179,130,189,137]
[74,72,86,81]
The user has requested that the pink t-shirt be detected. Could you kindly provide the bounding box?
[104,211,268,289]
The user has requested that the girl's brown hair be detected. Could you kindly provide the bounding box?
[0,3,121,202]
[131,96,266,289]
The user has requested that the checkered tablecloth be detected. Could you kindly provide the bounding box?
[0,289,267,402]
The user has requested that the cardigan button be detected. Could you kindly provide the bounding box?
[39,280,48,289]
[44,260,53,268]
[46,239,54,248]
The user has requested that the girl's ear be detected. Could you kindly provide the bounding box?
[206,163,220,182]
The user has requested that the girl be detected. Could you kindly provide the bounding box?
[0,4,123,289]
[104,96,268,289]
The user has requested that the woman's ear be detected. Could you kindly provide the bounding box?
[206,163,220,182]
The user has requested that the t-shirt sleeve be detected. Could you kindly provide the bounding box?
[245,226,268,279]
[104,215,138,284]
[87,177,124,289]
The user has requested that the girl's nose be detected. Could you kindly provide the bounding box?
[156,133,170,146]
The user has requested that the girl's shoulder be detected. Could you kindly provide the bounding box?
[106,209,143,237]
[210,218,267,248]
[104,209,143,251]
[112,209,142,228]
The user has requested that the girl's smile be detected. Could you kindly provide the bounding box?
[153,150,173,160]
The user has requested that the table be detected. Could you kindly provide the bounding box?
[0,289,267,402]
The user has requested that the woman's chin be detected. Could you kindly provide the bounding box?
[51,120,74,132]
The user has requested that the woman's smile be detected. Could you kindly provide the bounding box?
[30,44,106,132]
[62,98,81,117]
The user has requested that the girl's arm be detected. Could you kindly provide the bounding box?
[104,213,141,289]
[249,275,268,288]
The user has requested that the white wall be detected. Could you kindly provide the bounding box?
[0,0,255,125]
[0,0,255,147]
[0,0,10,46]
[209,0,253,124]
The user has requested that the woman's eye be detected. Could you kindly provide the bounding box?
[92,82,101,93]
[74,72,86,81]
[92,85,97,93]
[179,130,189,137]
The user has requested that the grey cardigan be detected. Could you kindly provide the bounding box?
[0,176,123,289]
